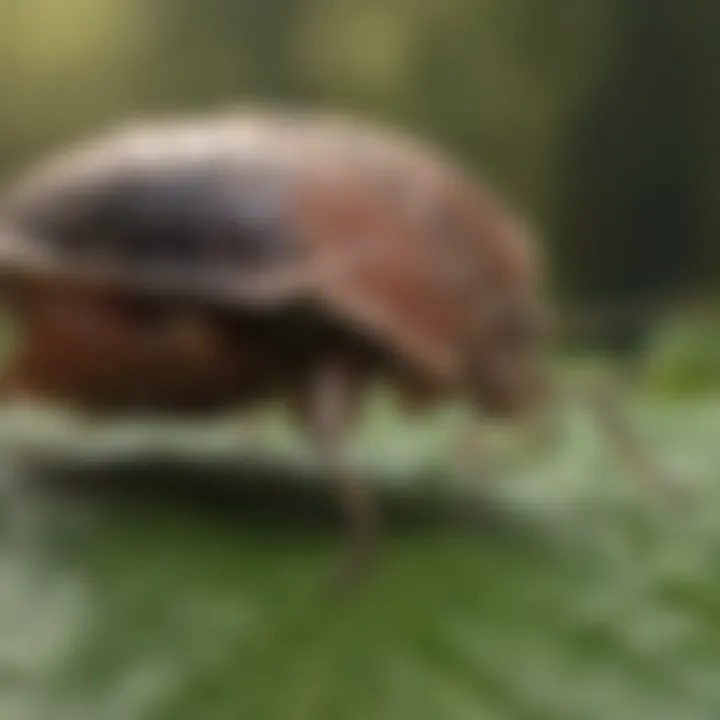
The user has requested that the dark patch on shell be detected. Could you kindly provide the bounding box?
[7,157,298,288]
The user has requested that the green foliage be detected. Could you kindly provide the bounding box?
[0,395,719,719]
[642,311,720,397]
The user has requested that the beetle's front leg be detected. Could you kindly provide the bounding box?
[305,358,379,591]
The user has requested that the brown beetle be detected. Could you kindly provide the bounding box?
[0,109,550,584]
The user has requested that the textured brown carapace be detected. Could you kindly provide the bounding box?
[0,109,549,584]
[0,109,547,418]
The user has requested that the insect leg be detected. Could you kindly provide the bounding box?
[307,358,379,590]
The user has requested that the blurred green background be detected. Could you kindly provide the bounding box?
[0,1,719,719]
